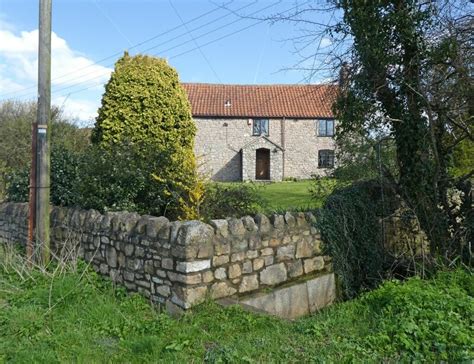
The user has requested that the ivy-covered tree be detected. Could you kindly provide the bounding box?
[89,53,199,219]
[332,1,473,263]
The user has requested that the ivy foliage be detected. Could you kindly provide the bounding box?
[7,146,82,207]
[317,180,398,298]
[89,53,199,219]
[333,1,473,262]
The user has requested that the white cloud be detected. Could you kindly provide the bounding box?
[0,25,112,122]
[320,37,332,49]
[0,29,112,87]
[53,96,101,126]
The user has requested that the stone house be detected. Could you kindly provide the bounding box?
[183,83,337,181]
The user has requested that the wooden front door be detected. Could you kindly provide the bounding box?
[255,148,270,180]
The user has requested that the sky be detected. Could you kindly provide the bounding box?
[0,0,336,125]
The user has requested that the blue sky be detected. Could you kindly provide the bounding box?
[0,0,336,124]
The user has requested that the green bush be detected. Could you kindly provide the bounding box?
[78,142,178,216]
[200,183,265,220]
[0,100,90,199]
[316,180,397,298]
[360,269,473,361]
[90,53,199,219]
[6,146,81,206]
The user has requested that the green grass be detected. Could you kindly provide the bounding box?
[1,246,472,363]
[218,179,336,212]
[258,180,318,211]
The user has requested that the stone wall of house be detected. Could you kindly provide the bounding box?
[241,137,283,181]
[0,203,331,313]
[284,118,335,178]
[194,117,335,181]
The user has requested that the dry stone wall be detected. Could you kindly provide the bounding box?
[0,203,332,313]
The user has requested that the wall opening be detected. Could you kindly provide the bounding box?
[255,148,270,180]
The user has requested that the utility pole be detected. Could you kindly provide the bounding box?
[36,0,52,264]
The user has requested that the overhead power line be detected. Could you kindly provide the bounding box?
[3,1,261,100]
[51,1,308,100]
[9,1,312,102]
[0,0,236,99]
[35,1,280,99]
[168,0,222,83]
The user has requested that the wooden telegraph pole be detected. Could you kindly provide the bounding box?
[35,0,52,264]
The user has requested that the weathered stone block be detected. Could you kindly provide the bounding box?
[155,285,171,297]
[260,263,287,286]
[239,274,259,293]
[176,260,211,273]
[106,246,117,268]
[295,212,307,227]
[210,219,229,238]
[202,271,214,283]
[228,264,241,279]
[246,250,258,259]
[144,260,155,274]
[253,258,265,271]
[214,237,231,255]
[248,234,262,250]
[229,228,248,248]
[168,271,202,285]
[210,282,237,299]
[176,221,214,258]
[124,243,134,257]
[173,286,208,309]
[242,260,253,274]
[277,245,295,261]
[213,255,229,266]
[227,218,246,238]
[287,260,304,278]
[305,211,317,224]
[269,238,281,247]
[270,214,285,229]
[284,212,296,227]
[261,247,273,256]
[162,258,173,270]
[264,256,274,266]
[303,256,325,274]
[296,240,313,258]
[307,273,336,313]
[242,216,257,232]
[135,246,145,258]
[169,221,182,244]
[123,271,135,282]
[171,244,198,259]
[255,214,271,235]
[214,267,227,280]
[230,251,245,262]
[146,216,169,239]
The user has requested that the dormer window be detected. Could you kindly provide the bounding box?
[317,119,334,137]
[252,119,269,136]
[224,100,232,107]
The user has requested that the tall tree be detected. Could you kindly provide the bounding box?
[332,0,472,262]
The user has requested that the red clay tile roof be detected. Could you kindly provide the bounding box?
[182,83,337,119]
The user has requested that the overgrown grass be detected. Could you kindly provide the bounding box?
[1,245,472,363]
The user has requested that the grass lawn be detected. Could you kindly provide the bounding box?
[218,179,337,213]
[258,180,318,211]
[1,246,472,363]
